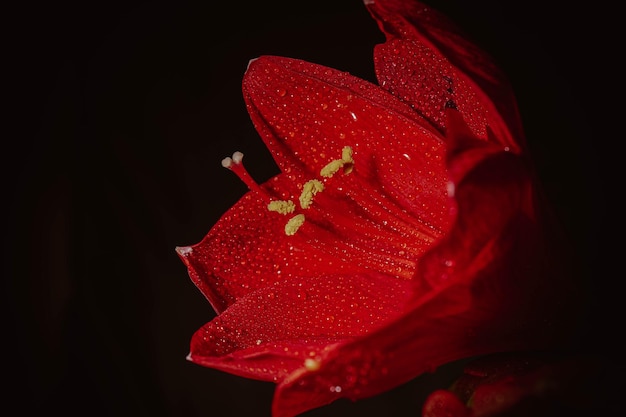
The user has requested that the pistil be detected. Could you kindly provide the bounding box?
[222,151,269,202]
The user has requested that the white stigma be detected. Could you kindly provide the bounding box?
[221,157,233,168]
[232,151,244,163]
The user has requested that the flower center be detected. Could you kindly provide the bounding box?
[222,146,354,236]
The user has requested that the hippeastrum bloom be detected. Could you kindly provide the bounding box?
[176,0,581,416]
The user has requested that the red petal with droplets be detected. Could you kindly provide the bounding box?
[271,111,579,417]
[243,55,452,236]
[187,272,413,382]
[176,171,357,313]
[365,0,525,151]
[243,56,440,177]
[178,144,446,313]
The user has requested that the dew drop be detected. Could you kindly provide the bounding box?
[304,358,321,371]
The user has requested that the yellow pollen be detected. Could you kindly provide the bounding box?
[304,358,321,371]
[341,146,354,164]
[299,179,324,209]
[320,146,355,177]
[320,159,344,177]
[285,214,305,236]
[267,200,295,214]
[342,146,354,174]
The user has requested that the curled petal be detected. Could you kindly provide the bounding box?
[365,0,525,151]
[271,112,580,417]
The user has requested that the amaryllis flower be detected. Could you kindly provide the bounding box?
[176,1,581,416]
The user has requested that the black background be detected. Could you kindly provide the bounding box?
[5,1,617,416]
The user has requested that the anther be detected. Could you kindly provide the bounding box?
[320,146,354,177]
[320,159,344,178]
[268,200,296,214]
[341,146,353,164]
[341,146,354,174]
[285,214,305,236]
[299,179,324,209]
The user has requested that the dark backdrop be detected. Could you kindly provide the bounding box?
[5,1,617,416]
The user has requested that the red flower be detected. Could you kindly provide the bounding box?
[176,1,580,416]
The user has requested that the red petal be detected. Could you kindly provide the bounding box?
[422,390,470,417]
[190,54,456,285]
[187,272,412,382]
[243,55,453,242]
[270,115,578,417]
[273,239,576,417]
[447,351,558,406]
[468,355,617,416]
[365,0,525,151]
[444,109,509,186]
[178,159,447,313]
[243,55,438,176]
[176,172,356,313]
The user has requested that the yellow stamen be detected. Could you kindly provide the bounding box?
[285,214,305,236]
[267,200,296,214]
[320,159,344,178]
[342,146,354,174]
[299,179,324,209]
[320,146,355,177]
[341,146,353,164]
